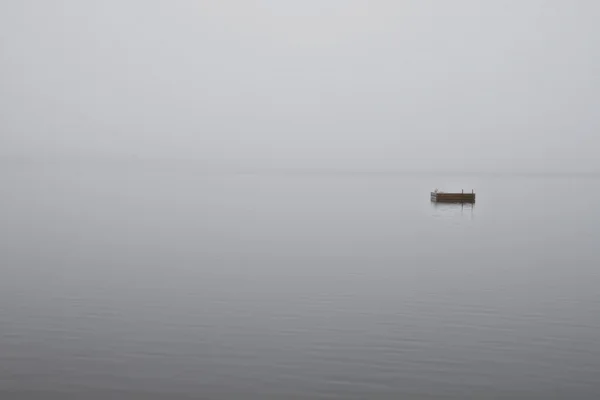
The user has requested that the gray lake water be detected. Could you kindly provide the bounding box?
[1,163,600,399]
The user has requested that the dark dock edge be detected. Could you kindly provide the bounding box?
[431,191,476,203]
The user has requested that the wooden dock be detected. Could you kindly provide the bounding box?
[431,190,475,203]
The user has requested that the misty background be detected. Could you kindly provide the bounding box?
[3,2,600,398]
[1,0,599,173]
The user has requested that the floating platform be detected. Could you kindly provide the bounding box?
[431,190,475,203]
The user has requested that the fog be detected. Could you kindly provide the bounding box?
[3,3,600,398]
[1,0,599,172]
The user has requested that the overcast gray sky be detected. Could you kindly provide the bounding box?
[1,1,599,172]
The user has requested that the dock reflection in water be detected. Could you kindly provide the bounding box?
[430,200,475,222]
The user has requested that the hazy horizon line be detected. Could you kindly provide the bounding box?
[2,154,600,177]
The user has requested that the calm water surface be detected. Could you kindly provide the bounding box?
[1,163,600,399]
